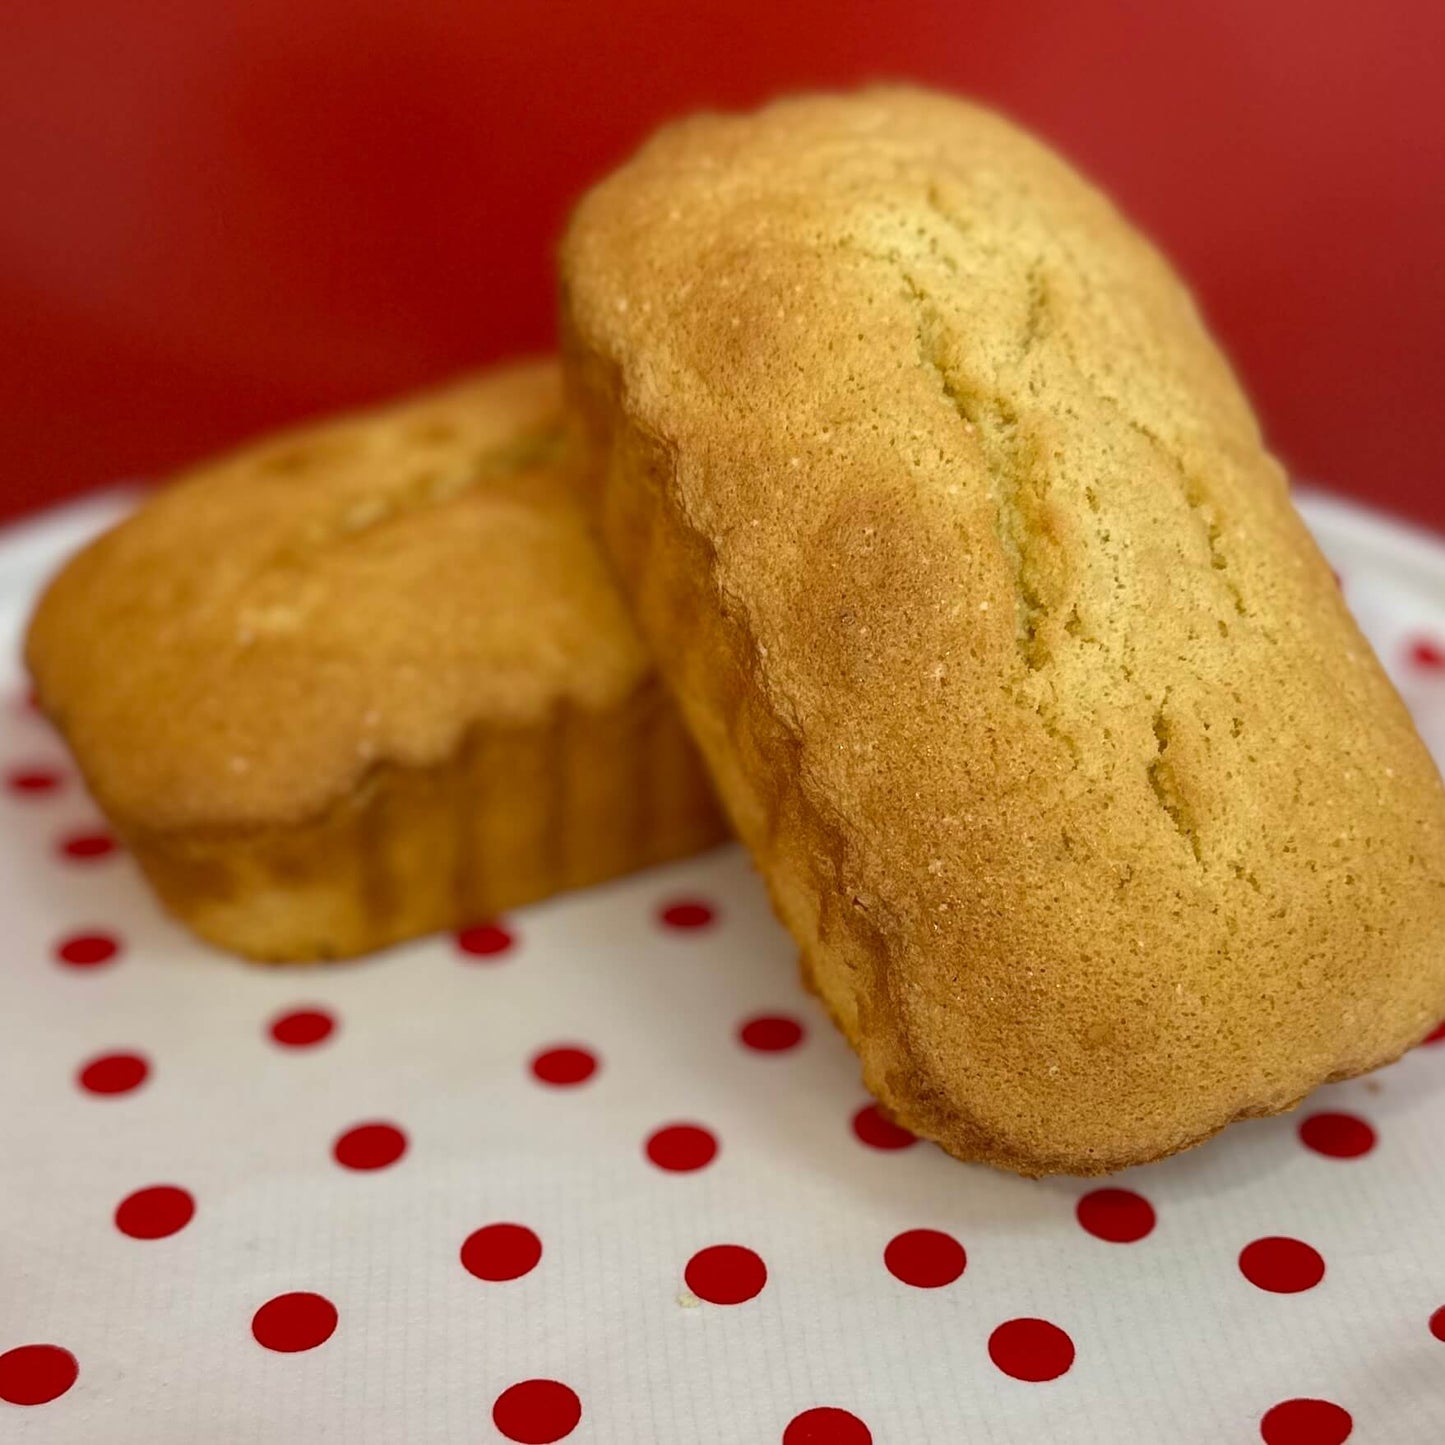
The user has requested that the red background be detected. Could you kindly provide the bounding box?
[2,1,1441,529]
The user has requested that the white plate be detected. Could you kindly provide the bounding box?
[0,487,1441,1445]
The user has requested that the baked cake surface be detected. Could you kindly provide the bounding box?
[27,360,725,959]
[561,87,1445,1173]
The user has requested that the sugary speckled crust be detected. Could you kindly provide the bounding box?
[561,87,1445,1174]
[26,361,726,960]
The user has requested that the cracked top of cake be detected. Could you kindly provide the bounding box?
[26,360,652,830]
[561,85,1445,1171]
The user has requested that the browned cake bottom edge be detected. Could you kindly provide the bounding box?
[107,682,727,963]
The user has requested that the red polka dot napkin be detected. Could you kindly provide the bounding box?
[1,491,1442,1443]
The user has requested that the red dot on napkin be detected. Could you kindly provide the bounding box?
[59,830,116,861]
[0,1340,78,1410]
[6,766,62,795]
[739,1014,804,1052]
[1298,1112,1376,1158]
[659,899,715,930]
[461,1223,542,1282]
[852,1103,916,1151]
[988,1318,1075,1382]
[1076,1187,1156,1242]
[269,1007,336,1048]
[0,1344,78,1406]
[1408,638,1445,670]
[1260,1397,1353,1444]
[55,931,121,968]
[492,1379,581,1443]
[685,1244,767,1305]
[251,1292,337,1353]
[784,1407,873,1444]
[530,1046,597,1087]
[77,1051,148,1096]
[646,1123,719,1173]
[332,1121,407,1171]
[1239,1237,1325,1293]
[456,921,514,958]
[884,1228,967,1288]
[115,1184,194,1239]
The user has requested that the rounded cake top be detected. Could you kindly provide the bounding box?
[26,360,652,830]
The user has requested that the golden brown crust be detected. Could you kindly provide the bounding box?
[124,683,722,961]
[26,361,726,960]
[561,87,1445,1173]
